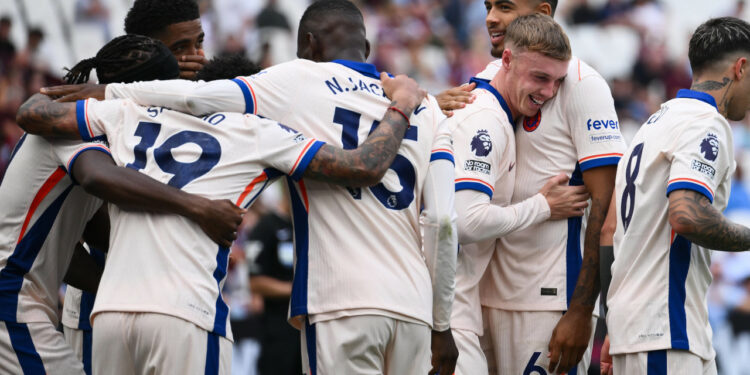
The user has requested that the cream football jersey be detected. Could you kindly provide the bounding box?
[0,135,107,325]
[476,56,627,311]
[232,59,453,327]
[446,79,516,334]
[607,90,734,360]
[105,59,455,328]
[75,98,324,339]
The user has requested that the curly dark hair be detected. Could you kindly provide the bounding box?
[124,0,200,38]
[195,54,261,81]
[63,34,179,84]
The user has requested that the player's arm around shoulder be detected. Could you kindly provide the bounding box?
[16,93,80,139]
[302,73,425,187]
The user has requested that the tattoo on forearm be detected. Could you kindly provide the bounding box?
[691,77,730,91]
[570,196,606,309]
[17,94,76,138]
[669,190,750,251]
[304,100,414,186]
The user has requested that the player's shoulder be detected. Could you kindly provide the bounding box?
[475,60,502,80]
[567,56,604,81]
[560,56,610,95]
[663,94,729,127]
[248,59,313,81]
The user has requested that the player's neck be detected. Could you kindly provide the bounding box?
[491,72,520,121]
[690,72,734,118]
[325,49,367,63]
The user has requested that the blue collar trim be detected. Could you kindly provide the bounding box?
[332,59,382,80]
[470,77,515,126]
[676,89,718,110]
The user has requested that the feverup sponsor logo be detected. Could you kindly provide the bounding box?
[586,119,619,131]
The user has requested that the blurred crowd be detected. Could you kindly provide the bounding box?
[1,0,750,374]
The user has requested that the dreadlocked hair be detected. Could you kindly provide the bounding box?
[63,34,179,85]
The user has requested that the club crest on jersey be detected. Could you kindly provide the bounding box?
[523,110,541,132]
[700,133,719,162]
[471,130,492,157]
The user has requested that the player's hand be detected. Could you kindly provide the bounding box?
[547,308,592,374]
[381,72,426,113]
[436,83,476,117]
[600,335,613,375]
[178,54,209,80]
[540,173,590,220]
[429,329,458,375]
[41,83,106,102]
[192,198,245,248]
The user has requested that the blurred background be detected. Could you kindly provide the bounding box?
[1,0,750,373]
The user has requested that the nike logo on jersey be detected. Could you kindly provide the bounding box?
[414,105,426,115]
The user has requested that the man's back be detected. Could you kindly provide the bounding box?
[608,90,734,360]
[235,58,450,326]
[77,99,324,338]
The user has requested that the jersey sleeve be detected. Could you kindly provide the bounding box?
[428,97,454,166]
[567,75,627,172]
[667,116,733,203]
[48,138,112,180]
[451,110,506,198]
[233,61,305,121]
[106,78,246,116]
[252,116,325,181]
[75,98,128,141]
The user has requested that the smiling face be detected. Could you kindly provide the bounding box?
[502,48,568,117]
[485,0,548,57]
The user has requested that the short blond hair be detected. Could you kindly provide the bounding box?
[505,14,571,61]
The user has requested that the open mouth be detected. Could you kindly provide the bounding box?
[530,95,544,106]
[489,31,505,45]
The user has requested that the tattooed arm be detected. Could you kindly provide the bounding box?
[16,93,80,139]
[303,104,414,187]
[669,189,750,251]
[548,165,616,374]
[302,73,425,187]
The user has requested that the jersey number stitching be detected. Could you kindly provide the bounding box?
[126,121,222,189]
[333,106,417,210]
[621,142,644,233]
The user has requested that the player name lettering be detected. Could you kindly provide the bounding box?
[464,160,491,175]
[325,76,387,98]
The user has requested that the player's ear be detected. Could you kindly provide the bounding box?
[734,56,747,82]
[365,39,371,60]
[502,48,512,69]
[297,32,312,59]
[535,2,552,16]
[308,32,325,62]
